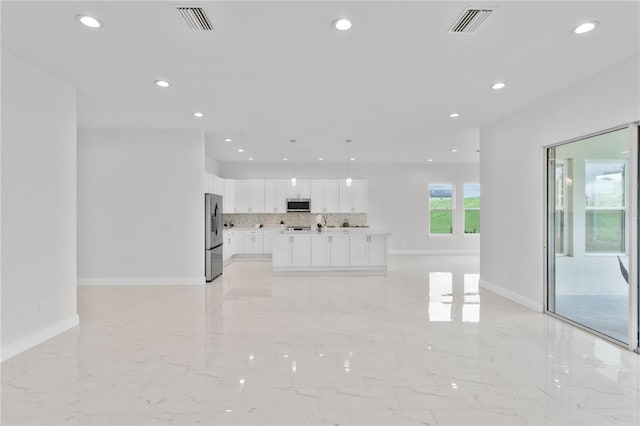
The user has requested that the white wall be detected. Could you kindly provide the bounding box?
[78,129,206,285]
[219,162,480,253]
[205,155,220,175]
[480,55,640,311]
[1,51,78,360]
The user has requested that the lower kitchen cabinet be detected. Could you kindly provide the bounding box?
[291,235,311,266]
[223,231,234,262]
[231,232,243,255]
[349,235,369,266]
[273,232,388,271]
[243,233,264,254]
[312,234,350,266]
[262,230,278,254]
[330,234,350,266]
[272,235,294,267]
[348,234,386,267]
[311,235,331,266]
[368,235,387,266]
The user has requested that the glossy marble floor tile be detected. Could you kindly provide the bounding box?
[2,255,640,425]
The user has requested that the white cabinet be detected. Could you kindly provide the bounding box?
[330,234,350,266]
[339,179,368,213]
[262,230,279,254]
[235,180,265,213]
[223,230,233,262]
[205,174,224,195]
[287,179,310,199]
[310,181,325,213]
[243,231,264,254]
[349,235,369,266]
[264,180,287,213]
[339,180,353,213]
[353,180,368,213]
[349,234,386,266]
[368,235,387,266]
[311,235,331,266]
[223,179,236,213]
[273,234,311,267]
[291,235,311,266]
[272,235,293,267]
[235,180,252,213]
[311,233,350,266]
[231,230,243,254]
[310,180,341,213]
[325,180,341,213]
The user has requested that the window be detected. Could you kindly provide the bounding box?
[429,183,454,234]
[584,160,626,253]
[463,183,480,234]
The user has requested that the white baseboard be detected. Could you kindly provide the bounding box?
[480,278,543,312]
[389,250,480,255]
[78,276,205,286]
[1,314,80,362]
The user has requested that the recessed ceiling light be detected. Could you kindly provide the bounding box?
[448,113,460,118]
[428,159,433,162]
[237,148,244,153]
[283,157,288,161]
[451,149,458,153]
[574,21,598,34]
[193,112,204,118]
[350,157,356,161]
[224,138,232,142]
[491,82,506,90]
[76,14,102,29]
[155,80,170,88]
[333,17,352,31]
[318,157,324,161]
[248,157,254,161]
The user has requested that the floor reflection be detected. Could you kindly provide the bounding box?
[427,272,480,323]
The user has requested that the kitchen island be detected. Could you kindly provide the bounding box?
[271,228,391,273]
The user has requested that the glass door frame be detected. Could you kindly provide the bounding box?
[543,122,639,352]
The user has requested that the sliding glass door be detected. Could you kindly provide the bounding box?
[547,127,632,344]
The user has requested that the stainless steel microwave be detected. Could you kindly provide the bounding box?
[287,199,311,212]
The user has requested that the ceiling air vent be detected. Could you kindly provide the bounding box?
[177,6,213,31]
[448,7,495,33]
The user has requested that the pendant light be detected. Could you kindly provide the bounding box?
[345,139,353,187]
[290,139,297,187]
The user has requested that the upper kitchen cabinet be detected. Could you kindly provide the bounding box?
[204,173,224,196]
[353,180,368,213]
[286,179,310,199]
[310,181,325,213]
[264,180,287,213]
[311,180,340,213]
[223,179,236,213]
[339,179,368,213]
[212,175,224,196]
[236,179,265,213]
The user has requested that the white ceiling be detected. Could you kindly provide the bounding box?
[2,1,638,163]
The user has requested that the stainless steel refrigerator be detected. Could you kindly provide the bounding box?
[205,193,223,282]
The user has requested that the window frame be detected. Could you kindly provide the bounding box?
[584,158,629,256]
[428,183,455,236]
[554,160,569,255]
[462,182,481,236]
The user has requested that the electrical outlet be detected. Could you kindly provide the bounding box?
[39,299,48,312]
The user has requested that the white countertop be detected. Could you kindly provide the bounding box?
[223,227,391,236]
[275,228,392,236]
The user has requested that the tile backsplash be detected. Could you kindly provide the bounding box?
[223,213,367,228]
